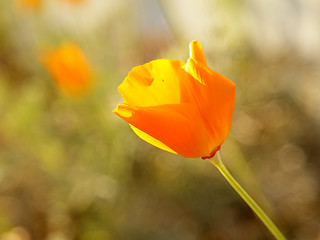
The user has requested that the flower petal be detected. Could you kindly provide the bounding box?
[130,125,177,154]
[189,40,207,66]
[113,103,211,158]
[118,59,186,107]
[184,58,236,149]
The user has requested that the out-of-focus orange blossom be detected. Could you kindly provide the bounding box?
[16,0,41,9]
[42,43,93,98]
[62,0,85,3]
[113,41,236,159]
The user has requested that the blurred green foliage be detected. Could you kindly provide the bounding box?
[0,0,320,240]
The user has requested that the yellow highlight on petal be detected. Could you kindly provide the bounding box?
[130,125,177,154]
[113,103,135,118]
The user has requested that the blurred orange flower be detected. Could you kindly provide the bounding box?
[17,0,41,9]
[62,0,84,3]
[42,43,93,98]
[113,41,236,158]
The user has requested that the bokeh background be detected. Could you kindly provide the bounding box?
[1,0,320,239]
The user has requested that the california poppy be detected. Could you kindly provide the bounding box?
[113,41,235,158]
[62,0,84,3]
[42,43,93,98]
[17,0,41,9]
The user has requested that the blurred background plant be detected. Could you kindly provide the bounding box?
[0,0,320,239]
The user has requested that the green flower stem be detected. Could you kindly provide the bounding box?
[209,152,286,240]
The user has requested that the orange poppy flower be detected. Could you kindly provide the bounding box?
[61,0,84,3]
[113,41,236,158]
[17,0,41,9]
[42,43,93,98]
